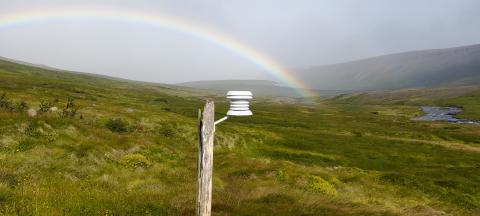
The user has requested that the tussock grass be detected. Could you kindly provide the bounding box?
[0,59,479,215]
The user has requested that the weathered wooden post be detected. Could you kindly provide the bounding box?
[196,92,252,216]
[197,100,215,216]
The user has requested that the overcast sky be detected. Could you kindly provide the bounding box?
[0,0,479,84]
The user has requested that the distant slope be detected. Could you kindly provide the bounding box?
[328,85,480,104]
[178,80,346,98]
[0,56,208,98]
[0,56,322,98]
[178,80,312,97]
[300,44,480,91]
[0,56,63,71]
[0,56,171,84]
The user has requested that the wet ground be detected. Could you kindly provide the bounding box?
[415,106,480,125]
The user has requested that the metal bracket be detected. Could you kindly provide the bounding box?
[214,116,228,125]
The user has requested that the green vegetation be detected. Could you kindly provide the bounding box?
[0,93,29,113]
[105,118,129,133]
[0,59,479,215]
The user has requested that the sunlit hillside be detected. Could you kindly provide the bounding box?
[0,58,479,215]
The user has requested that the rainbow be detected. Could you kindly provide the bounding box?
[0,6,314,97]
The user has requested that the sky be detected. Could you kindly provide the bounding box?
[0,0,479,84]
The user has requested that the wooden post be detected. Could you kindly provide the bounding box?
[197,100,215,216]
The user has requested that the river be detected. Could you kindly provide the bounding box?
[415,106,480,125]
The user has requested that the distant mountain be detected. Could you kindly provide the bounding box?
[299,44,480,91]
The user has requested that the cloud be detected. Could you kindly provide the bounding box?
[0,0,479,83]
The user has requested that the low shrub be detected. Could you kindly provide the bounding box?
[106,118,129,133]
[121,154,151,168]
[60,98,79,118]
[38,100,54,114]
[0,93,9,109]
[307,176,337,196]
[14,101,28,112]
[158,124,176,137]
[0,93,29,113]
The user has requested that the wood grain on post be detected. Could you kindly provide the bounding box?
[197,100,215,216]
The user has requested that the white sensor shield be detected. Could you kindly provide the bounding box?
[226,91,253,116]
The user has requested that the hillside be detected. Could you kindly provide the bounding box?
[178,80,341,97]
[0,56,63,71]
[0,58,479,215]
[178,80,300,97]
[300,44,480,90]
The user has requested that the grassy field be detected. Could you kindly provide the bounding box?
[0,59,479,215]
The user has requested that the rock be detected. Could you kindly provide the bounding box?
[27,108,37,117]
[50,107,58,112]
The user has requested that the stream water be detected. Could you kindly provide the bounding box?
[415,106,480,125]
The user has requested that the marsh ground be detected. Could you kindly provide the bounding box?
[0,59,479,215]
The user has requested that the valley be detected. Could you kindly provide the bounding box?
[0,58,479,215]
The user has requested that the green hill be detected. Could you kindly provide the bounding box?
[0,58,479,215]
[300,44,480,91]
